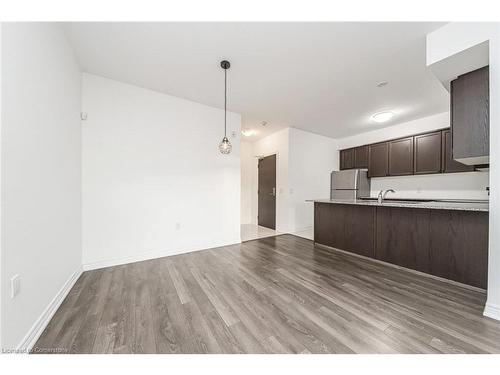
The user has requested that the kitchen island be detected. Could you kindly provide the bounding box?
[311,199,489,288]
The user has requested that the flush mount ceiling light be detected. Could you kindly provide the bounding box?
[371,111,394,123]
[241,129,255,137]
[376,81,389,87]
[218,60,232,154]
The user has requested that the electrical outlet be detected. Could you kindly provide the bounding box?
[175,222,181,231]
[11,274,20,299]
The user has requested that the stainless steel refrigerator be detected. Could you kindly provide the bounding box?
[330,169,370,199]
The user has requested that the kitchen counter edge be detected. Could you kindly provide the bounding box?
[308,199,489,212]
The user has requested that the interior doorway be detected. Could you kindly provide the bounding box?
[258,154,277,230]
[240,142,279,242]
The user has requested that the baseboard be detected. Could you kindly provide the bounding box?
[16,267,83,352]
[292,226,313,234]
[484,302,500,321]
[82,238,242,271]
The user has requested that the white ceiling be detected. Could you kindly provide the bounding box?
[64,22,449,141]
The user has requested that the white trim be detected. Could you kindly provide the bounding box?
[83,238,242,271]
[455,155,490,166]
[484,302,500,321]
[292,225,313,234]
[16,267,83,352]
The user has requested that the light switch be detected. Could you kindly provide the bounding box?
[11,274,20,299]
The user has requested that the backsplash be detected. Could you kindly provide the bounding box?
[370,171,490,200]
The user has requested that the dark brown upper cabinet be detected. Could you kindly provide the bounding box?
[354,145,369,169]
[451,66,489,165]
[442,129,474,173]
[414,131,442,174]
[368,142,389,177]
[340,148,355,170]
[338,127,478,177]
[388,137,414,176]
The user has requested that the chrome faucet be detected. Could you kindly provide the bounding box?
[378,189,396,204]
[377,190,384,203]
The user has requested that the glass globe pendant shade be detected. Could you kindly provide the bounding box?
[219,136,232,154]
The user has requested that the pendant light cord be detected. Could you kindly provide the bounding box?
[224,68,227,138]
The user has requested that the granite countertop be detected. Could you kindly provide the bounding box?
[308,198,489,212]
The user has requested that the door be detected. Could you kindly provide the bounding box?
[368,142,388,177]
[258,154,276,230]
[414,131,442,174]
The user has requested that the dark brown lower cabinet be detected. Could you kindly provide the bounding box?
[314,202,346,250]
[314,203,375,258]
[314,203,489,289]
[375,207,431,273]
[429,210,489,289]
[344,205,376,258]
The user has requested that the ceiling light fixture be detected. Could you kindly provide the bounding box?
[218,60,232,154]
[241,129,255,137]
[371,111,394,123]
[376,81,389,87]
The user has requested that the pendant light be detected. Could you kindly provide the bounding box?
[218,60,232,154]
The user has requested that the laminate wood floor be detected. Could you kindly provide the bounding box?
[34,234,500,354]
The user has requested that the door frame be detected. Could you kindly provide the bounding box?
[254,151,280,230]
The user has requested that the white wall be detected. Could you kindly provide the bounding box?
[426,22,496,66]
[1,23,82,349]
[82,74,241,269]
[337,112,490,200]
[427,22,500,321]
[1,22,3,351]
[338,112,450,148]
[488,24,500,320]
[240,141,253,224]
[288,128,338,232]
